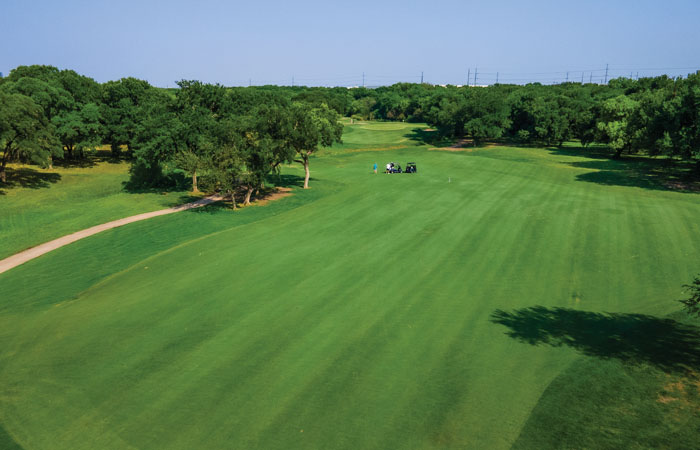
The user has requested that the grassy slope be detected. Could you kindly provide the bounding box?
[0,160,194,259]
[512,327,700,450]
[1,122,699,449]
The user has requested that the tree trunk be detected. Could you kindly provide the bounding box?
[229,190,236,210]
[48,155,53,170]
[66,145,73,159]
[1,146,13,183]
[192,170,199,193]
[613,147,623,159]
[244,185,254,205]
[303,156,310,189]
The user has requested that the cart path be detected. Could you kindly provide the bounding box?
[0,195,224,275]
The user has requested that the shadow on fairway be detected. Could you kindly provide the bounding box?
[266,174,305,188]
[0,422,23,450]
[404,128,454,147]
[185,200,231,214]
[572,159,699,193]
[490,306,700,374]
[0,167,61,194]
[547,147,700,193]
[546,145,615,160]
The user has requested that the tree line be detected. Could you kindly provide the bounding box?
[2,65,699,194]
[0,65,342,204]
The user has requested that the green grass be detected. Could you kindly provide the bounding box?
[1,123,699,449]
[0,159,196,259]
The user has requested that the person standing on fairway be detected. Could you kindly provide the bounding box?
[373,162,377,174]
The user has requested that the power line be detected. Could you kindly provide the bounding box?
[604,63,609,84]
[225,64,699,87]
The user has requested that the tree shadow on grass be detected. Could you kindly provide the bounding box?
[490,306,700,375]
[266,174,305,189]
[0,167,61,194]
[572,161,700,193]
[0,422,22,450]
[546,144,616,161]
[404,128,456,147]
[546,147,700,193]
[52,150,124,169]
[184,197,231,214]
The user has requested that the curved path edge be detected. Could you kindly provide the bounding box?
[0,195,224,275]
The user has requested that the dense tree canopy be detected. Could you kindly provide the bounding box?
[2,64,699,192]
[0,91,59,182]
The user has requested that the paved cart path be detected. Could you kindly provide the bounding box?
[0,195,223,275]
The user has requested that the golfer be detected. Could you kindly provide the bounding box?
[373,162,377,174]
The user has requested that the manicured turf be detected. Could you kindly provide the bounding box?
[0,158,195,259]
[1,122,699,449]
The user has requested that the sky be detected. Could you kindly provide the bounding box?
[2,0,699,87]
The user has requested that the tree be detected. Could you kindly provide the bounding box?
[208,120,244,209]
[680,276,700,317]
[288,103,343,189]
[130,90,180,187]
[595,95,639,158]
[0,92,59,183]
[423,88,469,137]
[100,77,154,157]
[463,87,511,144]
[238,103,297,202]
[52,102,102,158]
[351,96,376,121]
[171,80,229,192]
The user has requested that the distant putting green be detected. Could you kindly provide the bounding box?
[1,122,699,449]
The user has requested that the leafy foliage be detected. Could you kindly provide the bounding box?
[0,91,59,182]
[680,276,700,317]
[2,63,700,190]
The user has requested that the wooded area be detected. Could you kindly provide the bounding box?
[1,65,699,196]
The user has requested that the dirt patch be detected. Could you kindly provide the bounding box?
[657,376,700,411]
[251,187,293,206]
[665,181,700,192]
[657,395,678,404]
[664,381,686,393]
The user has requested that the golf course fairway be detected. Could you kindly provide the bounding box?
[1,122,699,449]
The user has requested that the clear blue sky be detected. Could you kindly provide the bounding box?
[2,0,699,87]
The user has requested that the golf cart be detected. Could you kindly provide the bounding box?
[385,162,402,173]
[405,162,417,173]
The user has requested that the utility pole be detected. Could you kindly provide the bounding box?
[636,72,639,80]
[474,67,478,86]
[421,71,424,83]
[581,72,584,84]
[604,63,609,84]
[362,72,365,87]
[467,69,470,87]
[566,72,569,83]
[496,72,499,84]
[589,72,593,84]
[249,78,251,87]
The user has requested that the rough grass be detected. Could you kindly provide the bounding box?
[512,313,700,450]
[1,123,699,449]
[0,159,195,259]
